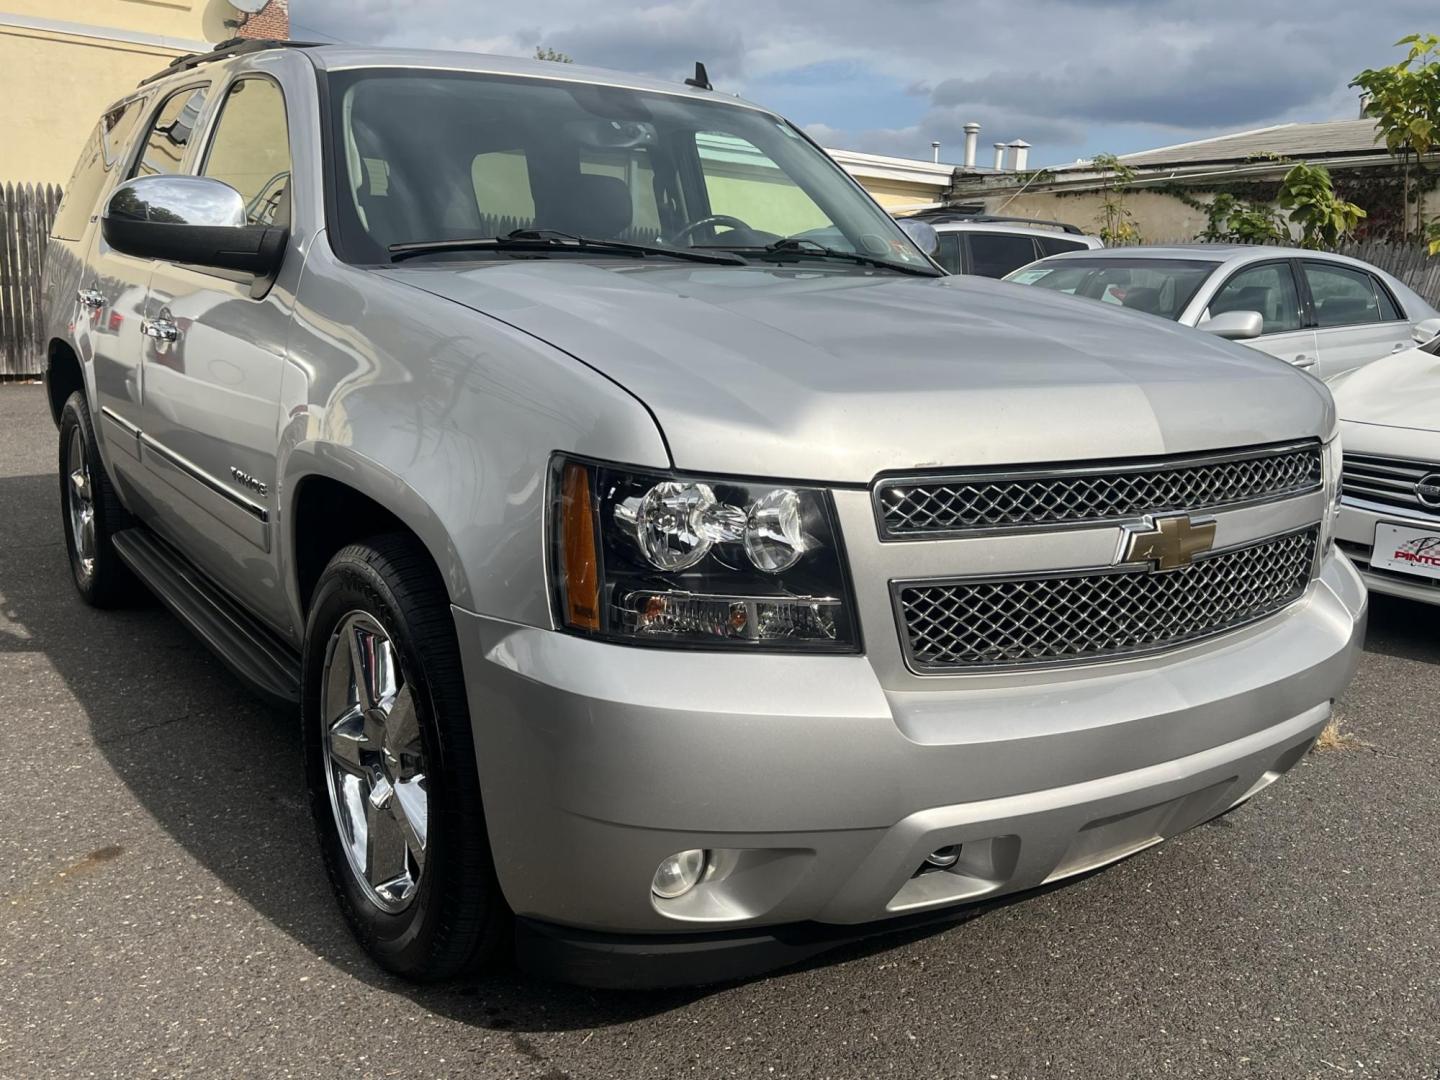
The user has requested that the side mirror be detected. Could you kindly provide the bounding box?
[102,175,286,277]
[896,218,939,257]
[1197,309,1264,341]
[1412,317,1440,344]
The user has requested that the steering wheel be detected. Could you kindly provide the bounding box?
[669,214,756,246]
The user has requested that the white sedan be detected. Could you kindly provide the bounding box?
[1006,245,1440,380]
[1331,330,1440,605]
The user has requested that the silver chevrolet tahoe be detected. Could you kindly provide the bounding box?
[42,40,1366,988]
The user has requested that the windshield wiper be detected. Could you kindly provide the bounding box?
[713,236,940,277]
[388,228,746,265]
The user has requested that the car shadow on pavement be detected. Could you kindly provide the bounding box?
[1355,593,1440,664]
[4,466,1434,1033]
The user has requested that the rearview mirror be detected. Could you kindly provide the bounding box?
[1412,317,1440,344]
[102,175,286,277]
[1197,309,1264,341]
[896,218,939,257]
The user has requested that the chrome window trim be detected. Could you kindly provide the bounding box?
[890,524,1320,674]
[872,439,1323,541]
[138,432,268,522]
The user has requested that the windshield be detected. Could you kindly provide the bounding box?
[324,69,932,272]
[1006,258,1215,321]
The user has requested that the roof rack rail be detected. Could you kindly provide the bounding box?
[138,37,325,86]
[903,209,1085,235]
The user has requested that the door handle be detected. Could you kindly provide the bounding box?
[1293,354,1316,369]
[77,289,106,310]
[141,318,179,343]
[1392,342,1408,352]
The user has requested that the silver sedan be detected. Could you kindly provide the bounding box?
[1006,245,1440,380]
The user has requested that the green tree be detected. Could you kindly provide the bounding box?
[1199,193,1286,244]
[1092,153,1141,244]
[534,46,573,63]
[1350,34,1440,238]
[1276,162,1367,248]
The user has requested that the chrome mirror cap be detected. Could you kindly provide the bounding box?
[896,218,940,258]
[104,174,247,229]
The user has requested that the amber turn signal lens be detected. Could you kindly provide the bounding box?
[559,462,601,631]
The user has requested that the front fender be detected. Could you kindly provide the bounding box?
[280,241,671,632]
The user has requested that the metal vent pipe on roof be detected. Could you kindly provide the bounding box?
[993,142,1006,171]
[963,122,980,168]
[1008,139,1031,171]
[931,140,941,163]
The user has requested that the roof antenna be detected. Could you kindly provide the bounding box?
[684,61,712,91]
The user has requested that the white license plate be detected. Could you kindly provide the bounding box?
[1371,522,1440,581]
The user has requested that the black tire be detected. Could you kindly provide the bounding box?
[58,391,137,607]
[302,534,509,981]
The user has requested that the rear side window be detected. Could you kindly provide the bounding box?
[201,78,291,226]
[50,98,146,241]
[1037,236,1087,256]
[935,232,963,274]
[967,233,1039,278]
[1303,262,1382,327]
[1210,263,1303,334]
[132,86,210,179]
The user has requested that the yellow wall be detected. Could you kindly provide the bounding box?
[0,2,237,185]
[858,179,948,211]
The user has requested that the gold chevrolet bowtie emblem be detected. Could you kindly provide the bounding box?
[1121,515,1217,571]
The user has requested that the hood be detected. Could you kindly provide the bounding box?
[379,261,1334,482]
[1329,344,1440,435]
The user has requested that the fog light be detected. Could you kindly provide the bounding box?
[924,845,962,869]
[651,849,708,899]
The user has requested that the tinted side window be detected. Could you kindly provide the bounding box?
[51,98,146,241]
[967,233,1040,278]
[1375,281,1402,321]
[1303,262,1382,327]
[1210,263,1303,334]
[1037,236,1087,256]
[132,86,210,179]
[201,78,291,226]
[935,232,963,274]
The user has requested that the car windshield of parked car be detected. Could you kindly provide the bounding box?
[1007,258,1214,320]
[325,69,933,272]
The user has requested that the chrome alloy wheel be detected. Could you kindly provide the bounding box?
[66,426,96,580]
[321,611,429,913]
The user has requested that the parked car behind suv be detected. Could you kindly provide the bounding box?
[44,40,1365,988]
[1330,330,1440,604]
[1006,245,1440,380]
[899,210,1102,278]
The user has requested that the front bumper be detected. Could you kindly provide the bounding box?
[1336,495,1440,606]
[453,552,1365,986]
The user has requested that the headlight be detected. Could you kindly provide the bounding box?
[1320,435,1343,556]
[550,457,858,651]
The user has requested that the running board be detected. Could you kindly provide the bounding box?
[112,527,302,708]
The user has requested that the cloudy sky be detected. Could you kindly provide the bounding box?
[292,1,1434,166]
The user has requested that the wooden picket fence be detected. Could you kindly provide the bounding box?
[0,182,62,378]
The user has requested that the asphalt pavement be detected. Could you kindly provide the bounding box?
[1,382,1437,1079]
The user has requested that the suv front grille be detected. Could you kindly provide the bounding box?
[876,442,1321,537]
[896,528,1318,671]
[1341,453,1440,514]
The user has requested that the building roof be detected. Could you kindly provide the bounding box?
[1106,119,1385,169]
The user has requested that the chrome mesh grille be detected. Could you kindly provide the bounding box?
[878,443,1321,537]
[897,528,1318,671]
